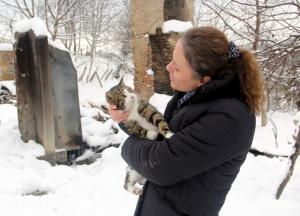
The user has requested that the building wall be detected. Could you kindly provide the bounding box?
[0,51,15,80]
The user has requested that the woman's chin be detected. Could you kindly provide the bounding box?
[170,81,176,89]
[170,82,181,91]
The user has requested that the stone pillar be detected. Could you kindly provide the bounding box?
[131,0,194,100]
[14,30,83,164]
[130,0,164,100]
[0,50,15,81]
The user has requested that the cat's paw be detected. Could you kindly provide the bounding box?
[132,188,143,196]
[138,177,146,185]
[165,132,174,139]
[124,184,143,195]
[146,130,158,140]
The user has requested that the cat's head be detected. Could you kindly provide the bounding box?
[106,79,137,110]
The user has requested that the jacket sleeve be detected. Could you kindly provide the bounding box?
[121,102,254,186]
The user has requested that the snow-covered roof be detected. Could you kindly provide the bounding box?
[13,17,49,37]
[0,44,13,51]
[162,19,193,33]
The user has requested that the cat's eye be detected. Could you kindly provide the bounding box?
[127,88,134,93]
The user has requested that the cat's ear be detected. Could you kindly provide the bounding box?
[117,77,126,87]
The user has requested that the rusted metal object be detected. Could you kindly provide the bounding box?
[14,30,83,164]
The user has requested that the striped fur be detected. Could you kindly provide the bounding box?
[106,80,173,139]
[106,80,173,195]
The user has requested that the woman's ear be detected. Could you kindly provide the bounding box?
[202,76,211,83]
[197,76,211,87]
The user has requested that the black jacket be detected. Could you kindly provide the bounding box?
[121,73,256,216]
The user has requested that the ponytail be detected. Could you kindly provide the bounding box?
[181,27,265,115]
[236,49,265,115]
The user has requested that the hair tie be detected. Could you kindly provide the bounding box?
[228,41,240,60]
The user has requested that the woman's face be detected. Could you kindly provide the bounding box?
[166,40,202,92]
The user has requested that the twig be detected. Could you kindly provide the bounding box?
[276,125,300,199]
[249,149,288,158]
[78,66,86,82]
[268,116,278,147]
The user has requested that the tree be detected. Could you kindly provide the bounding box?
[195,0,300,111]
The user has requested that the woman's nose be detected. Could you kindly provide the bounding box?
[166,62,172,73]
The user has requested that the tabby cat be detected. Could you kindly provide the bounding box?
[106,79,173,195]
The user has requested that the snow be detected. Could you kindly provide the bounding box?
[293,111,300,127]
[13,17,69,52]
[0,103,137,216]
[13,17,49,37]
[48,39,69,52]
[252,112,296,155]
[0,80,16,95]
[162,19,193,33]
[81,117,123,147]
[0,43,13,51]
[146,69,154,76]
[149,93,172,113]
[1,83,300,215]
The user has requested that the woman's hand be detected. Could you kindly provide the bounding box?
[108,104,129,123]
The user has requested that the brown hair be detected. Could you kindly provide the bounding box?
[181,26,265,115]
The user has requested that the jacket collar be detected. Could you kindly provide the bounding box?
[164,70,243,122]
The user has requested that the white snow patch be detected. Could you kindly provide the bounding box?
[146,69,154,75]
[48,39,69,52]
[293,111,300,127]
[163,19,193,33]
[0,104,17,123]
[14,17,50,37]
[0,80,16,95]
[0,43,13,51]
[14,17,70,53]
[252,112,296,155]
[149,93,172,114]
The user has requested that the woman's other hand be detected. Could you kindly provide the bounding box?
[108,104,129,123]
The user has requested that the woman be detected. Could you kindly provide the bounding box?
[109,27,264,216]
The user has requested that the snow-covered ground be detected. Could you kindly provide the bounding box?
[0,78,299,216]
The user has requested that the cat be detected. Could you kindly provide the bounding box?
[106,79,173,195]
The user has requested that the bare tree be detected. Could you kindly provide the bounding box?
[44,0,79,41]
[0,0,132,84]
[196,0,300,112]
[0,0,37,18]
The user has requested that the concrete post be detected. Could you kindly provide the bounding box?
[14,30,83,164]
